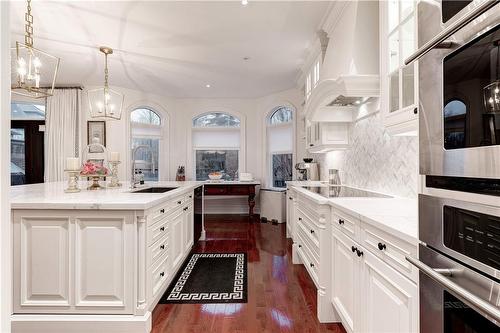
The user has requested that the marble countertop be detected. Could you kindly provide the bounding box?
[11,181,204,210]
[288,181,418,244]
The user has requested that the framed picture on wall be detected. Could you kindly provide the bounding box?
[87,121,106,153]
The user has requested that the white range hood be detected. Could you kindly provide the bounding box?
[305,0,380,122]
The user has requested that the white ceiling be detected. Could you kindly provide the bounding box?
[10,1,330,98]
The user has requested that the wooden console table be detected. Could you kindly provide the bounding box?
[203,181,260,215]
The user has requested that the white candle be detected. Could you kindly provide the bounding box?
[109,151,120,162]
[66,157,80,171]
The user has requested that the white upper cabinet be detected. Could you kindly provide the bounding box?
[380,0,419,136]
[306,120,350,153]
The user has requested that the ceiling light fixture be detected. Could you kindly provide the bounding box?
[205,84,211,88]
[241,0,248,6]
[11,0,60,98]
[87,47,124,120]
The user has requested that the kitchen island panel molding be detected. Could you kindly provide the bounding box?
[11,182,199,332]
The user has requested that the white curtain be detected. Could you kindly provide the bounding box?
[45,89,81,182]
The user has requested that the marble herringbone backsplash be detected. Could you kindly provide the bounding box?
[316,112,418,198]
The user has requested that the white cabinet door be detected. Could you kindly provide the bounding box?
[331,230,358,333]
[380,0,419,136]
[74,213,134,312]
[361,249,418,333]
[184,205,194,253]
[15,216,71,310]
[170,210,185,269]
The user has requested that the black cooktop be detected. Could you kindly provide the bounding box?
[302,186,391,198]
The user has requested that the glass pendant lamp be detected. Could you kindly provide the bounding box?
[88,47,124,120]
[11,0,60,98]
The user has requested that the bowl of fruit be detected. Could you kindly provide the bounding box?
[208,171,223,180]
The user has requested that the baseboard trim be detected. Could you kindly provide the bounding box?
[11,312,152,333]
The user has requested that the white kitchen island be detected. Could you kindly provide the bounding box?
[10,181,203,333]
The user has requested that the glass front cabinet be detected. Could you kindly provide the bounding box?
[380,0,419,136]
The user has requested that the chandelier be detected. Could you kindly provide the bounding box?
[87,47,124,120]
[11,0,60,98]
[483,40,500,114]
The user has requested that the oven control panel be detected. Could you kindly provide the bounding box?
[444,205,500,270]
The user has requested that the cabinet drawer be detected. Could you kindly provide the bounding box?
[332,209,358,240]
[228,186,252,195]
[151,255,169,300]
[150,203,171,226]
[148,217,168,246]
[204,186,227,195]
[296,234,319,285]
[297,209,319,246]
[361,222,418,283]
[296,214,319,260]
[150,232,168,267]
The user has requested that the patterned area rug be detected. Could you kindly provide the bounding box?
[160,253,247,304]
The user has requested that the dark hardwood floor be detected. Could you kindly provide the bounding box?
[152,214,346,333]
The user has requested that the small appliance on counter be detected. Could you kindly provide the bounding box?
[295,158,319,181]
[240,172,254,182]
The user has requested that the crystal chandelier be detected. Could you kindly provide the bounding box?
[483,40,500,114]
[88,47,124,120]
[11,0,60,98]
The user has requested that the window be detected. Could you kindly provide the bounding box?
[11,101,45,120]
[130,108,163,181]
[192,112,240,181]
[11,101,46,185]
[193,112,240,128]
[267,106,294,188]
[305,74,312,100]
[313,59,320,87]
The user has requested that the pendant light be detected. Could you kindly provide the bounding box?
[11,0,60,98]
[483,40,500,114]
[88,47,124,120]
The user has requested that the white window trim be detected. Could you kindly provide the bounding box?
[126,103,170,181]
[187,110,245,181]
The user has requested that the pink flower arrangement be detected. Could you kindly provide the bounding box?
[80,161,109,176]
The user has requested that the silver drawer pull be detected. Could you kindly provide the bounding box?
[406,256,500,322]
[404,0,499,65]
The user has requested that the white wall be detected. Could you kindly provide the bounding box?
[0,1,11,331]
[80,86,302,214]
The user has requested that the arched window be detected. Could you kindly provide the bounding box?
[267,106,294,188]
[193,112,240,128]
[192,112,240,181]
[444,99,467,150]
[269,106,293,125]
[130,108,163,181]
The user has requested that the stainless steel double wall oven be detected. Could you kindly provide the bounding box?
[406,0,500,332]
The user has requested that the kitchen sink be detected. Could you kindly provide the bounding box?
[131,187,178,193]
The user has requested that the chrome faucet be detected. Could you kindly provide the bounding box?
[131,145,152,189]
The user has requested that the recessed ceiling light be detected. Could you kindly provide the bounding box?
[241,0,248,6]
[354,100,361,105]
[205,84,211,88]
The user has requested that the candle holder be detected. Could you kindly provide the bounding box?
[108,161,122,187]
[64,170,81,193]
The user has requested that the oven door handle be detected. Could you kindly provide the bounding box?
[406,255,500,322]
[404,0,499,65]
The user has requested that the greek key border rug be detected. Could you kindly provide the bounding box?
[160,253,247,304]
